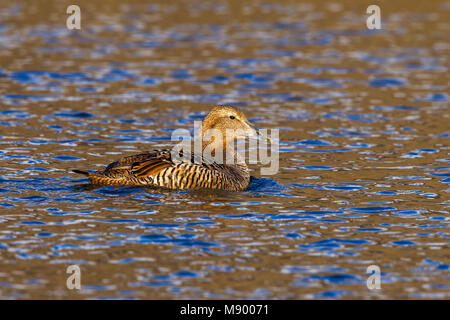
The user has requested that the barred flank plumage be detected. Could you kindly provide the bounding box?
[73,149,250,191]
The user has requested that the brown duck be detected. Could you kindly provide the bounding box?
[73,106,267,191]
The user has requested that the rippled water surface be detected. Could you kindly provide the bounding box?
[0,0,449,299]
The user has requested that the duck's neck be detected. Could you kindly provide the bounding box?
[201,134,245,165]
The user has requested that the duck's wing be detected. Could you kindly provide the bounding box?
[128,149,216,177]
[102,150,172,177]
[128,151,173,177]
[100,149,213,177]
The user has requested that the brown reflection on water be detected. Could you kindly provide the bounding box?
[0,0,449,299]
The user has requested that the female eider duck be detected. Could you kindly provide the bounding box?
[73,106,268,191]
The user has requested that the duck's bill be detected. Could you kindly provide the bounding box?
[245,122,272,143]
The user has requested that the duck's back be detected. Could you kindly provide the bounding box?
[73,150,250,191]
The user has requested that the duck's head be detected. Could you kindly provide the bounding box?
[200,106,271,156]
[201,105,256,147]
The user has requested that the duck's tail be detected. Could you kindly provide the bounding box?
[72,169,90,176]
[72,169,132,185]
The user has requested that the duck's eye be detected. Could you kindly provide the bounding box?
[229,115,235,120]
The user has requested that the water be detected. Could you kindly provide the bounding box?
[0,0,449,299]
